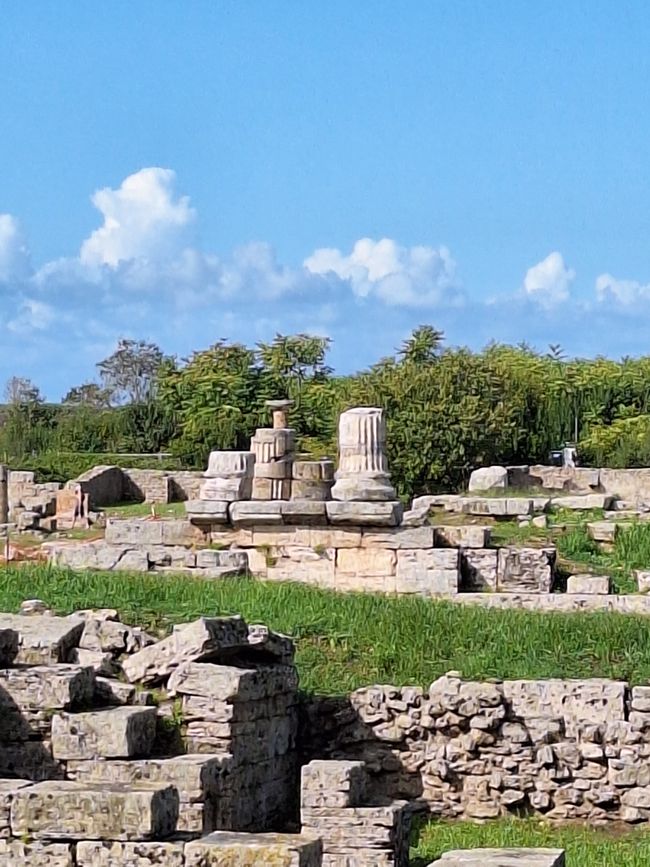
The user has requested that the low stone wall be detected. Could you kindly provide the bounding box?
[7,470,61,529]
[303,674,650,825]
[46,518,559,597]
[70,466,203,508]
[509,465,650,505]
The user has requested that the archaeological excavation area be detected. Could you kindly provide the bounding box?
[5,405,650,863]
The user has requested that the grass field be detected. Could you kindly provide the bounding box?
[412,818,650,867]
[4,565,650,693]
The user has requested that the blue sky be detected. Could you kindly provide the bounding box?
[2,1,650,398]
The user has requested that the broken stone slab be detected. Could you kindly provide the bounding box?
[230,500,284,525]
[326,501,403,527]
[429,849,565,866]
[0,840,73,866]
[122,616,249,685]
[184,831,323,867]
[281,500,328,524]
[184,500,229,523]
[10,781,179,841]
[76,841,185,866]
[51,706,157,759]
[0,664,95,711]
[459,497,533,517]
[566,574,610,595]
[551,494,613,510]
[0,613,84,664]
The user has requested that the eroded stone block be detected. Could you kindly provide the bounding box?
[76,840,185,866]
[326,501,403,527]
[51,706,157,759]
[184,831,322,867]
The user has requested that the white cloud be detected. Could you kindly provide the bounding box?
[595,273,650,306]
[7,298,57,333]
[79,167,196,268]
[304,237,463,307]
[0,214,32,283]
[522,252,575,308]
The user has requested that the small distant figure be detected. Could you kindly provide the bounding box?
[71,484,90,529]
[563,445,578,468]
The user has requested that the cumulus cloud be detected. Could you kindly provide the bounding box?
[522,251,575,308]
[304,237,463,307]
[0,214,32,283]
[7,298,57,334]
[79,167,196,268]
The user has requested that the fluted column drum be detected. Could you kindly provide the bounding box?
[331,407,396,501]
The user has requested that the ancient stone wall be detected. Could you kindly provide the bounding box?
[507,465,650,505]
[303,674,650,825]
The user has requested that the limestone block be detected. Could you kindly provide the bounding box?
[76,841,185,866]
[161,519,207,546]
[122,616,248,684]
[80,618,153,654]
[411,494,462,513]
[51,706,157,759]
[184,831,322,867]
[434,525,491,548]
[636,570,650,593]
[460,497,532,517]
[247,624,295,664]
[587,521,619,543]
[0,840,73,866]
[337,548,396,577]
[146,545,197,568]
[631,686,650,712]
[503,679,625,735]
[201,477,251,502]
[0,613,84,664]
[255,459,294,480]
[497,547,555,593]
[195,549,248,571]
[566,574,610,595]
[67,753,229,796]
[301,760,367,809]
[395,548,459,595]
[10,781,179,841]
[551,494,613,510]
[290,480,333,501]
[206,450,255,479]
[281,500,328,523]
[461,548,498,591]
[168,661,297,701]
[305,527,362,548]
[112,548,150,572]
[430,849,565,866]
[293,460,335,482]
[105,518,164,545]
[252,478,292,500]
[185,500,230,523]
[468,466,508,492]
[361,526,435,549]
[251,428,295,461]
[0,779,32,834]
[267,548,336,587]
[0,664,95,712]
[230,501,284,525]
[326,501,403,526]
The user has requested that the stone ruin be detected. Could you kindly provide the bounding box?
[0,605,421,865]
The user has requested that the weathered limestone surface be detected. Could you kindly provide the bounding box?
[468,466,508,492]
[429,849,565,866]
[122,617,249,684]
[52,706,157,759]
[326,501,403,526]
[184,831,323,867]
[0,839,74,866]
[497,547,555,593]
[460,548,498,592]
[10,781,179,840]
[331,407,396,502]
[0,613,84,665]
[76,840,185,866]
[566,574,610,595]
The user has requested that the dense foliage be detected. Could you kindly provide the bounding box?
[4,328,650,496]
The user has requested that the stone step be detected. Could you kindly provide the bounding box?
[10,781,179,841]
[51,706,157,760]
[430,849,566,866]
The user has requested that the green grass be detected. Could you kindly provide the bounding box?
[412,818,650,867]
[5,565,650,692]
[103,502,187,518]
